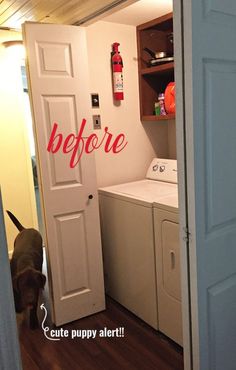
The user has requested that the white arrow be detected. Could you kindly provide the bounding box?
[40,303,60,341]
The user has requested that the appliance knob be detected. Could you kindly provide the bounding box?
[160,165,165,172]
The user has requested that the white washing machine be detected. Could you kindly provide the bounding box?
[99,158,178,331]
[154,194,183,346]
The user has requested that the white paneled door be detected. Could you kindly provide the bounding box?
[22,22,105,326]
[181,1,236,369]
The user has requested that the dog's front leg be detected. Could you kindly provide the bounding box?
[29,306,39,329]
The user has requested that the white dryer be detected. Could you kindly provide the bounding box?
[99,159,178,330]
[153,194,183,346]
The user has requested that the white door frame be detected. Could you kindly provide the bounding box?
[174,1,194,369]
[0,2,196,369]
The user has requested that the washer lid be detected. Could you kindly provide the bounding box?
[146,158,177,183]
[99,179,177,203]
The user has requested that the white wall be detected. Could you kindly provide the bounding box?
[0,31,38,254]
[168,119,177,159]
[86,21,169,187]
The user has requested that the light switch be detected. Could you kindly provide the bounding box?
[93,115,101,129]
[91,93,100,108]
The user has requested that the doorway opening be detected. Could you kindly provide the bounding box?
[85,0,184,365]
[0,0,188,368]
[20,65,43,236]
[0,40,52,331]
[84,0,188,367]
[20,63,52,325]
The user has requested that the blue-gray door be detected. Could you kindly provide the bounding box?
[182,1,236,369]
[0,189,22,370]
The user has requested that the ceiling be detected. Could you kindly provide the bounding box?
[103,0,172,26]
[0,0,172,30]
[0,0,127,30]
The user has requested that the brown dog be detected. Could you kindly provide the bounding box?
[7,210,46,329]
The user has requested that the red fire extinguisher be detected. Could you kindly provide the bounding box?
[111,42,124,100]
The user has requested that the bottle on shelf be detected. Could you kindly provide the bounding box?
[157,93,166,116]
[154,101,161,115]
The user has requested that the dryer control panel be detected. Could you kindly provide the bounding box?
[146,158,177,183]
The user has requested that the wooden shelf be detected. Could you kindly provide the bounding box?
[142,114,175,121]
[137,13,174,120]
[141,62,174,76]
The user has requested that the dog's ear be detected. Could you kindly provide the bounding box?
[36,272,46,289]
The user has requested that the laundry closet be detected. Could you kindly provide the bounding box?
[0,0,182,348]
[86,0,182,346]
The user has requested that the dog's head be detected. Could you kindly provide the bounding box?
[12,268,46,312]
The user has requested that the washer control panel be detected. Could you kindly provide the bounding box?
[146,158,177,183]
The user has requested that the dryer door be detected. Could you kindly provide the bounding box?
[162,220,181,301]
[154,207,183,346]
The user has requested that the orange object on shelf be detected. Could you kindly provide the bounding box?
[164,82,175,114]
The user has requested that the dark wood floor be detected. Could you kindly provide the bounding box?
[19,297,183,370]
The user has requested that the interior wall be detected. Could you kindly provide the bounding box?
[168,119,177,159]
[0,31,38,254]
[86,21,169,187]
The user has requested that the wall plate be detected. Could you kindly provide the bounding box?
[93,115,101,129]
